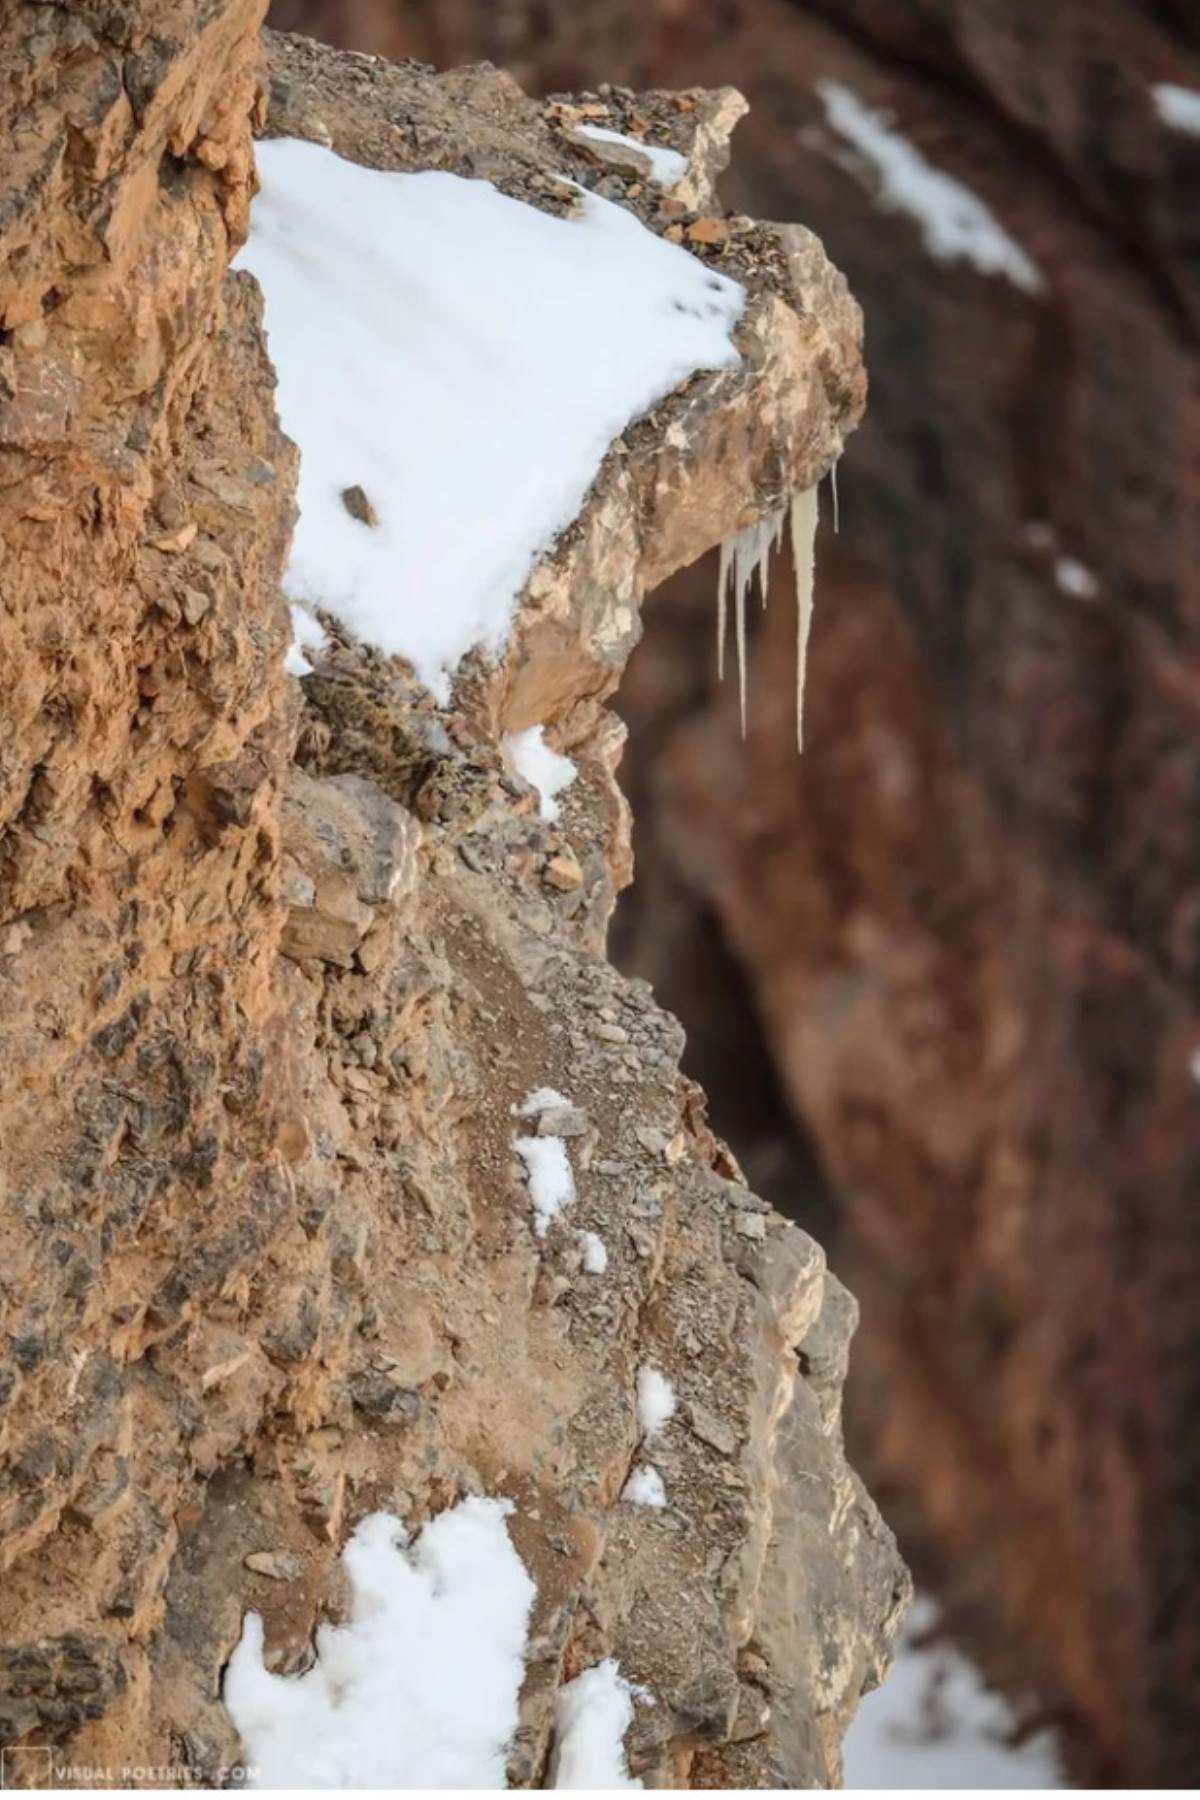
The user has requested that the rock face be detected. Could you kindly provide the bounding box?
[0,6,903,1786]
[269,0,1200,1785]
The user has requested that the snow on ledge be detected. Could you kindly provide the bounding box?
[1153,83,1200,136]
[235,138,745,700]
[622,1464,667,1508]
[574,122,688,188]
[553,1659,644,1788]
[503,725,578,821]
[636,1366,677,1438]
[814,81,1043,294]
[223,1499,535,1788]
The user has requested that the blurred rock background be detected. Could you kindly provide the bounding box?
[269,2,1200,1783]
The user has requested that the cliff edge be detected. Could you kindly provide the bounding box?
[0,4,904,1785]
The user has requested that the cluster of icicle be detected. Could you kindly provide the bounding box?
[716,472,831,751]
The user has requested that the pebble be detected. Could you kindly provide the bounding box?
[592,1021,628,1044]
[245,1550,302,1581]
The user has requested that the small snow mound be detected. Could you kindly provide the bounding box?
[514,1133,577,1237]
[503,726,578,822]
[223,1498,535,1789]
[578,1230,609,1274]
[285,604,328,675]
[815,81,1043,293]
[622,1465,667,1509]
[1054,556,1099,600]
[636,1366,677,1438]
[235,138,744,699]
[553,1659,644,1789]
[520,1086,573,1116]
[1153,83,1200,136]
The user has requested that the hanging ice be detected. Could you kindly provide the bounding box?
[715,487,820,751]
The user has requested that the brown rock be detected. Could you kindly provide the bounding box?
[0,11,900,1791]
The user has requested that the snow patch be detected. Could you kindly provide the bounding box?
[514,1134,577,1237]
[235,137,745,700]
[223,1499,535,1789]
[285,604,328,676]
[1153,83,1200,136]
[553,1659,644,1789]
[520,1086,573,1116]
[636,1366,677,1438]
[503,726,577,822]
[575,123,688,189]
[815,81,1043,293]
[622,1465,667,1508]
[578,1230,609,1274]
[1054,556,1099,600]
[842,1594,1062,1789]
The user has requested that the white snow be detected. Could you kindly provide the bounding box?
[503,726,578,822]
[223,1498,535,1789]
[578,1230,609,1274]
[285,603,328,675]
[514,1133,577,1236]
[622,1465,667,1508]
[1153,83,1200,136]
[520,1086,573,1116]
[574,123,688,189]
[235,137,744,699]
[552,1659,643,1789]
[815,81,1043,293]
[842,1595,1063,1790]
[1054,556,1099,600]
[636,1366,677,1438]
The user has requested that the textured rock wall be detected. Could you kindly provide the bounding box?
[0,6,903,1785]
[268,0,1200,1784]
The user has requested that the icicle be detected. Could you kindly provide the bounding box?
[714,504,788,738]
[717,536,731,681]
[736,552,748,736]
[790,486,819,752]
[830,458,841,535]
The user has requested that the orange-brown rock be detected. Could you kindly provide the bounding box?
[287,0,1200,1783]
[0,7,902,1785]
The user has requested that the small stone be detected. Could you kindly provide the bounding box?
[734,1213,767,1241]
[635,1125,667,1155]
[341,484,379,527]
[686,217,730,246]
[151,521,197,554]
[180,587,211,625]
[244,1550,302,1581]
[592,1020,629,1044]
[536,1104,587,1139]
[686,1402,739,1457]
[544,849,583,892]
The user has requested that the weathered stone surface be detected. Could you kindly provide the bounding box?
[308,0,1200,1783]
[0,7,901,1787]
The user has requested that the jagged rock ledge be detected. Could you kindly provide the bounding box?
[0,1,904,1785]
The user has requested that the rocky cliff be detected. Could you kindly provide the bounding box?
[0,3,904,1785]
[268,0,1200,1784]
